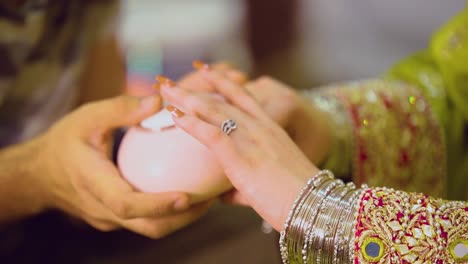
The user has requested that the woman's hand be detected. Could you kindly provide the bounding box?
[244,77,333,165]
[159,71,320,231]
[176,62,332,166]
[35,95,212,238]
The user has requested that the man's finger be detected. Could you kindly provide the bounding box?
[120,200,214,239]
[72,95,162,135]
[177,62,248,92]
[80,147,191,219]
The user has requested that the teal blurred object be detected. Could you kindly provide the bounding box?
[125,42,163,95]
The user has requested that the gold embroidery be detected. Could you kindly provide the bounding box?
[318,80,446,198]
[353,187,468,263]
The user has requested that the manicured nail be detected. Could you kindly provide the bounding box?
[153,83,161,91]
[192,60,210,71]
[173,197,190,211]
[166,105,184,117]
[155,75,176,87]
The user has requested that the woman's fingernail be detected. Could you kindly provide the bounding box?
[155,75,176,87]
[166,105,184,117]
[153,83,161,91]
[173,197,190,211]
[192,60,210,71]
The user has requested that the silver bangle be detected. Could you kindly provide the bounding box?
[280,170,369,264]
[332,183,358,263]
[314,182,349,264]
[302,179,341,263]
[279,170,332,264]
[289,178,326,262]
[296,177,335,263]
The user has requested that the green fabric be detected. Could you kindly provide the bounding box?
[387,6,468,201]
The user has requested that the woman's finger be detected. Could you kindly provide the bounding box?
[167,108,246,174]
[169,109,231,151]
[160,82,249,136]
[161,86,229,125]
[198,69,266,119]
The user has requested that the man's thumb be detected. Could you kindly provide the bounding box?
[73,95,162,133]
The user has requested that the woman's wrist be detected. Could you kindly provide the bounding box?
[285,94,334,165]
[299,89,354,179]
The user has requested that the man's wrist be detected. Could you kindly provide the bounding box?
[0,136,50,223]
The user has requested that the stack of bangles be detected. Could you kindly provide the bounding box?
[279,169,468,264]
[279,170,364,264]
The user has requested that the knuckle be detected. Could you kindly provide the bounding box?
[186,96,204,111]
[143,225,166,239]
[109,200,132,219]
[94,222,118,232]
[211,71,225,83]
[152,203,173,216]
[256,75,273,85]
[202,103,219,118]
[234,72,248,84]
[147,231,165,239]
[111,95,136,112]
[183,117,197,131]
[188,96,218,116]
[149,223,174,239]
[75,102,96,117]
[74,101,107,121]
[209,128,228,147]
[283,89,300,106]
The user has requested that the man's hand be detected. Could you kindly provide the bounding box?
[243,76,333,165]
[30,95,211,238]
[176,62,248,92]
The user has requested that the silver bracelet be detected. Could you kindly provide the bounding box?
[279,170,332,264]
[302,179,341,263]
[295,177,334,263]
[280,170,367,264]
[332,183,358,263]
[314,182,349,264]
[289,178,329,263]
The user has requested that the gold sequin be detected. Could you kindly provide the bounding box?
[449,239,468,261]
[361,237,385,262]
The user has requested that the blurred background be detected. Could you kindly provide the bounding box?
[120,0,465,95]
